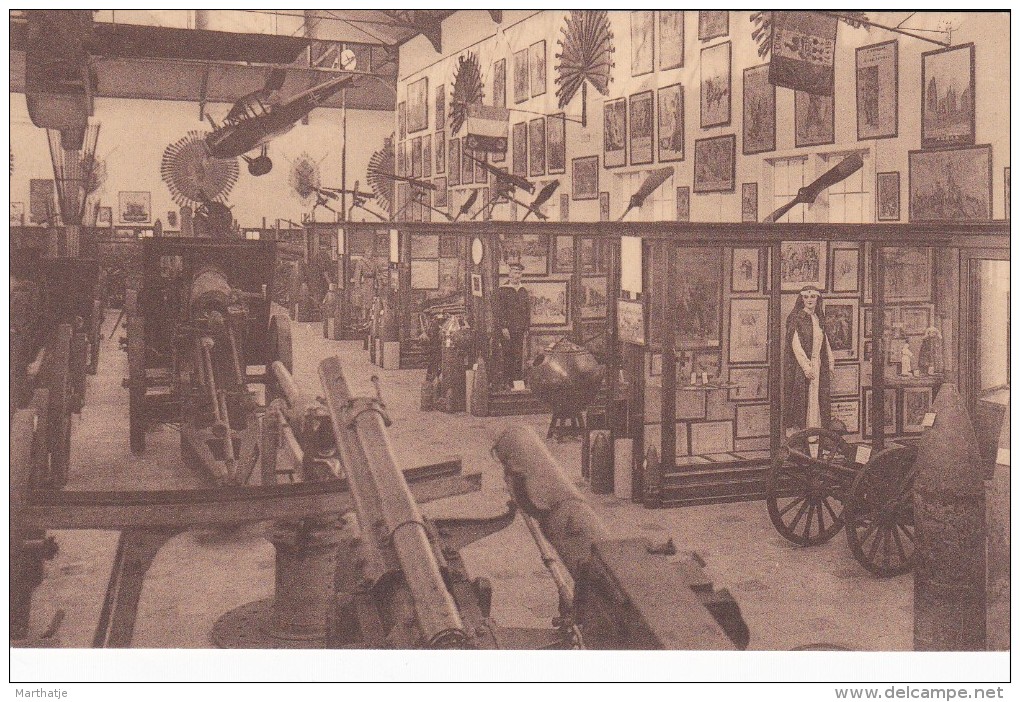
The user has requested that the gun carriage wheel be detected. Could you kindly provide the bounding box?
[766,428,854,546]
[843,444,918,577]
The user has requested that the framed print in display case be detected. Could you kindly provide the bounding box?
[581,277,608,319]
[524,280,570,327]
[901,306,932,335]
[728,298,769,365]
[698,11,728,41]
[530,40,547,97]
[700,41,731,128]
[547,113,566,174]
[876,171,901,221]
[676,248,723,348]
[528,118,546,177]
[830,245,860,293]
[690,420,733,455]
[780,241,826,292]
[856,40,898,140]
[406,77,428,133]
[908,146,991,221]
[629,91,654,166]
[693,135,735,193]
[617,299,645,345]
[657,83,684,163]
[728,366,768,402]
[743,64,776,155]
[631,11,654,77]
[657,10,684,71]
[604,98,627,168]
[823,299,858,360]
[410,234,439,259]
[736,404,770,439]
[831,363,861,398]
[411,259,439,290]
[572,156,599,201]
[553,236,573,274]
[921,43,975,149]
[832,400,861,434]
[795,90,834,147]
[501,234,549,276]
[731,248,760,293]
[903,387,934,433]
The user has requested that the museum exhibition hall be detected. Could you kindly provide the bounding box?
[8,10,1011,666]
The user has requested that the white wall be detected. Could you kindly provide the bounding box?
[10,93,394,228]
[397,10,1010,223]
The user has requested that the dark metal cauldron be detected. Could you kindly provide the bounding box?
[526,337,604,415]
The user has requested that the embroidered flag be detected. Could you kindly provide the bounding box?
[465,104,509,154]
[769,12,838,96]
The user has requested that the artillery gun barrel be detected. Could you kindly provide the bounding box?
[318,357,466,647]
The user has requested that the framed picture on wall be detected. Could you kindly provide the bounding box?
[512,122,528,177]
[406,77,428,133]
[559,193,570,221]
[530,40,547,97]
[731,248,760,292]
[604,98,627,168]
[410,259,439,290]
[741,182,758,222]
[572,155,599,200]
[698,11,728,41]
[581,276,608,319]
[921,43,975,148]
[856,40,898,140]
[676,186,690,221]
[743,64,776,155]
[119,191,151,224]
[529,118,546,177]
[830,245,861,293]
[728,298,769,364]
[448,138,461,186]
[736,404,770,439]
[96,206,112,227]
[693,135,735,193]
[423,136,432,178]
[831,363,861,397]
[435,84,446,129]
[657,83,684,162]
[617,299,645,345]
[908,146,991,221]
[824,299,859,360]
[501,234,549,276]
[547,113,566,174]
[700,41,731,128]
[435,130,446,174]
[903,387,934,433]
[629,91,654,166]
[471,273,483,297]
[599,192,611,221]
[493,58,506,109]
[876,171,901,221]
[411,137,422,177]
[728,366,769,401]
[780,241,827,291]
[513,48,529,104]
[631,11,655,76]
[397,102,406,140]
[795,90,835,147]
[524,280,570,327]
[434,177,448,209]
[474,151,487,184]
[658,10,684,70]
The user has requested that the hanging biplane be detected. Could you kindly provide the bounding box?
[203,69,357,176]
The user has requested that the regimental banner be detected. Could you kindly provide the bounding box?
[769,11,838,96]
[465,104,509,154]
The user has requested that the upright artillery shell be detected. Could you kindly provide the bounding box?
[913,384,986,651]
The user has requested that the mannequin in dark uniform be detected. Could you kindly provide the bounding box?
[493,262,530,387]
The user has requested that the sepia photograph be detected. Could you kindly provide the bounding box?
[7,8,1009,692]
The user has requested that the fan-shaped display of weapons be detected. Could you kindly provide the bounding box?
[449,52,484,135]
[366,139,396,212]
[555,10,614,126]
[161,131,239,208]
[289,153,322,208]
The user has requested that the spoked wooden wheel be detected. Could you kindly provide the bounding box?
[766,428,853,546]
[844,445,918,577]
[127,307,147,455]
